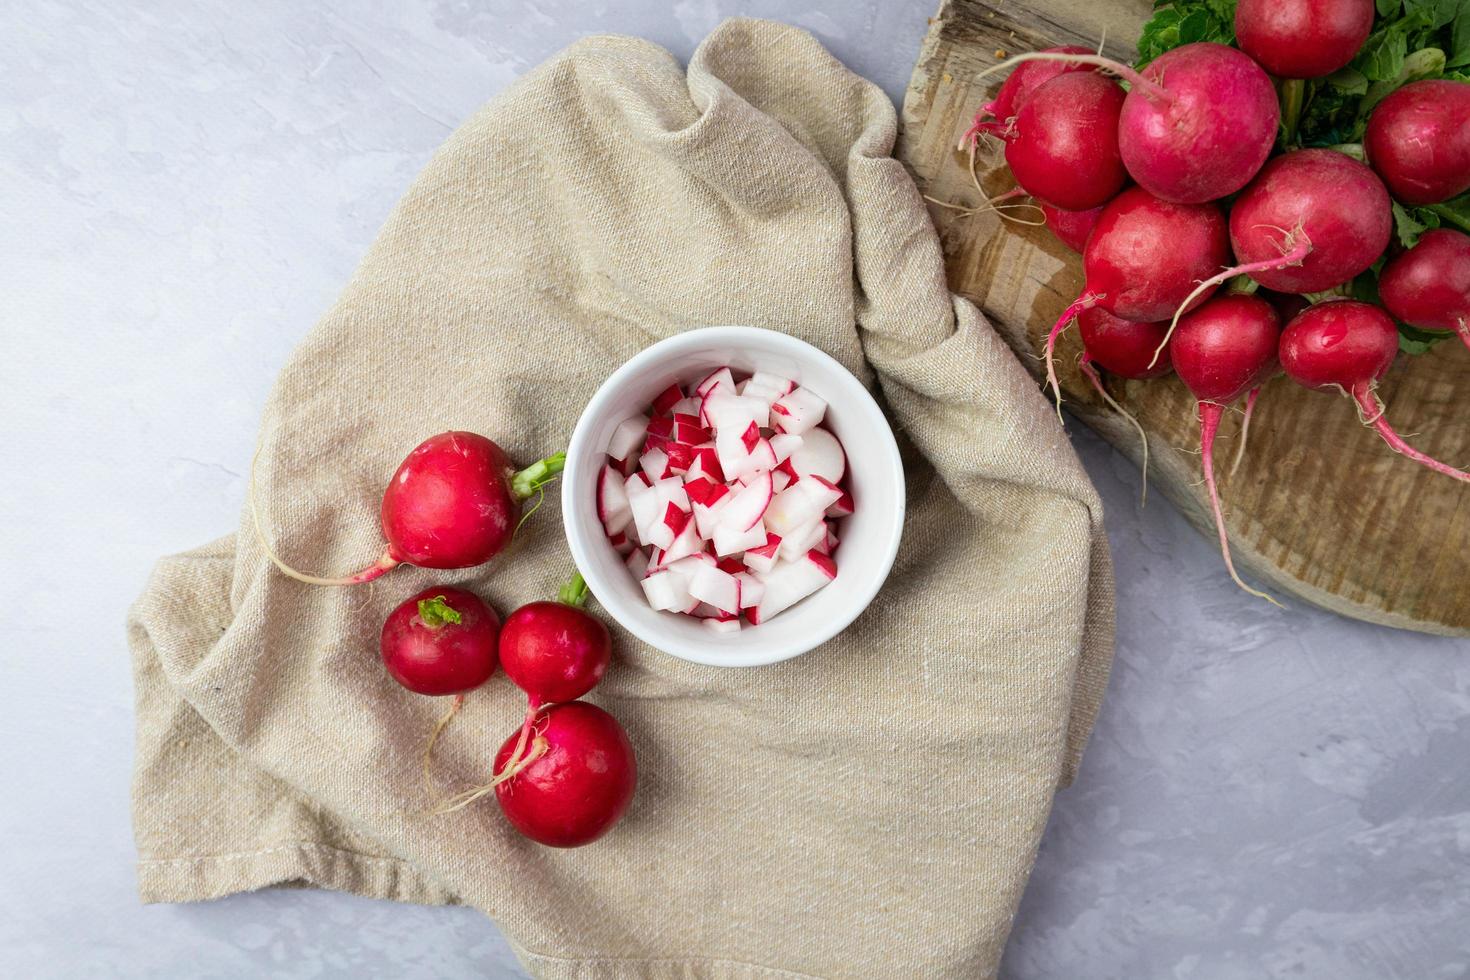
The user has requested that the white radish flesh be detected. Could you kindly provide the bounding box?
[597,464,632,534]
[718,472,773,532]
[748,551,836,623]
[770,387,827,435]
[788,426,845,483]
[607,416,648,461]
[689,565,742,614]
[713,520,769,557]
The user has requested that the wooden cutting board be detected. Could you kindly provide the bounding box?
[898,0,1470,637]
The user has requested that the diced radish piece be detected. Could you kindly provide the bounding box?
[640,447,671,482]
[608,531,635,556]
[826,489,854,518]
[695,367,736,399]
[717,471,773,532]
[689,565,741,614]
[770,387,827,435]
[771,470,792,494]
[661,521,704,564]
[597,464,632,535]
[716,556,746,574]
[672,396,701,416]
[607,416,648,461]
[735,572,766,608]
[664,442,696,474]
[647,416,675,439]
[628,481,661,541]
[778,518,826,561]
[641,568,692,612]
[610,455,637,477]
[682,476,720,506]
[652,384,683,416]
[713,520,769,557]
[692,495,731,539]
[701,390,770,432]
[672,421,710,445]
[650,478,690,512]
[703,617,741,634]
[765,477,841,535]
[647,546,666,569]
[624,472,652,494]
[769,433,803,463]
[749,550,835,623]
[740,371,796,406]
[647,501,691,550]
[788,426,845,482]
[742,532,782,574]
[625,548,650,579]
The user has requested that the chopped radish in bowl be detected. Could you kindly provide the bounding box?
[601,370,851,631]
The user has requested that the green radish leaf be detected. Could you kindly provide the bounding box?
[1378,0,1401,15]
[1404,0,1458,30]
[1426,192,1470,234]
[1397,322,1450,354]
[1203,0,1236,20]
[1325,67,1369,94]
[1391,202,1438,249]
[1354,24,1410,80]
[1451,3,1470,66]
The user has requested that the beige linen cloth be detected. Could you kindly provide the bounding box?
[129,18,1113,978]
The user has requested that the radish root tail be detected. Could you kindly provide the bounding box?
[1199,402,1283,606]
[1080,355,1149,506]
[247,437,400,586]
[432,736,549,816]
[1152,229,1314,369]
[421,693,466,792]
[1230,386,1262,478]
[1352,385,1470,482]
[1044,294,1100,418]
[966,51,1172,103]
[1456,317,1469,353]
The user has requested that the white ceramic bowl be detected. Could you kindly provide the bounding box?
[563,326,905,667]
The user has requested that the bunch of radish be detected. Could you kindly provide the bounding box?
[596,369,850,630]
[381,574,637,848]
[957,0,1470,602]
[250,424,637,846]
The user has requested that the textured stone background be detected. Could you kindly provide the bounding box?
[3,2,1467,977]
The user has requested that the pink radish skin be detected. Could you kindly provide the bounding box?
[252,432,564,587]
[1279,302,1470,482]
[1044,188,1229,405]
[1229,150,1391,294]
[1234,0,1374,78]
[1172,295,1284,604]
[959,45,1095,148]
[1365,80,1470,206]
[1041,202,1105,253]
[1378,229,1470,350]
[380,587,501,696]
[1004,72,1128,211]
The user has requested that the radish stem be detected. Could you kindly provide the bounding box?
[558,572,591,608]
[422,692,466,791]
[1199,402,1282,606]
[510,452,566,500]
[968,51,1173,104]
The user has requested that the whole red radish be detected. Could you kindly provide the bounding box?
[494,701,637,848]
[380,587,500,696]
[1172,295,1283,603]
[1229,151,1391,294]
[1004,72,1127,211]
[1379,230,1470,351]
[253,431,565,586]
[959,45,1094,148]
[1041,202,1105,254]
[501,573,611,708]
[1234,0,1374,78]
[1044,188,1230,404]
[972,43,1278,203]
[1365,80,1470,206]
[1280,302,1470,482]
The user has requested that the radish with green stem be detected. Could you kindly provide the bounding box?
[1379,229,1470,351]
[1043,187,1230,408]
[1154,150,1391,367]
[251,431,565,586]
[1171,295,1284,604]
[1279,301,1470,482]
[973,43,1277,203]
[1365,80,1470,206]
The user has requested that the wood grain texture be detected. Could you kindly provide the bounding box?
[899,0,1470,636]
